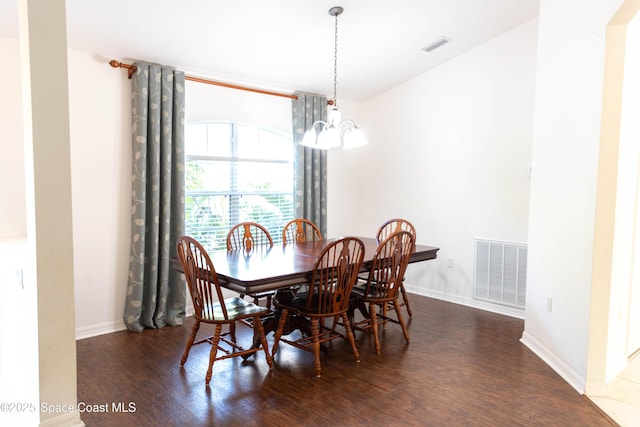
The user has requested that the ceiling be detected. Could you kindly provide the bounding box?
[0,0,539,102]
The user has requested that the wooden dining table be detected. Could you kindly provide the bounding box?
[172,236,439,347]
[172,236,439,296]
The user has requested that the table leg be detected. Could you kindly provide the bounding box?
[248,289,313,352]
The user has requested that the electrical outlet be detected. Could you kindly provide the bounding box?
[447,257,454,268]
[546,296,552,312]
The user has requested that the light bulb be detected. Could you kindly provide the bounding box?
[317,127,341,149]
[342,128,368,149]
[300,129,318,147]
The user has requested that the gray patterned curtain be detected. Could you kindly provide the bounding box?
[124,62,186,332]
[292,92,328,237]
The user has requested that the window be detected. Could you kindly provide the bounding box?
[185,122,294,250]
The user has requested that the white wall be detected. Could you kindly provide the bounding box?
[0,37,26,237]
[67,49,132,338]
[328,18,538,317]
[522,0,625,393]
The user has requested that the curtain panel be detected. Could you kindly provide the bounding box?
[292,92,328,237]
[124,62,186,332]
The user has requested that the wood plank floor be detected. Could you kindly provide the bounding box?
[77,295,617,426]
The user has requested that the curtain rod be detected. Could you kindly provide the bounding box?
[109,60,297,100]
[110,60,338,104]
[109,60,333,104]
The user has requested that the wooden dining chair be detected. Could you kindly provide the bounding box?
[375,218,416,317]
[226,221,275,308]
[282,218,322,245]
[282,218,322,297]
[349,230,415,354]
[271,237,365,377]
[176,236,273,387]
[226,221,274,251]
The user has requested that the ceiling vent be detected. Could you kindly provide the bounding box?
[422,37,451,52]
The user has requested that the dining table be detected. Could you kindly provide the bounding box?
[173,236,439,294]
[172,236,439,346]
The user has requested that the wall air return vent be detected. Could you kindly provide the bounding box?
[474,239,527,309]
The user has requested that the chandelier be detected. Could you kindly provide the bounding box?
[300,6,369,150]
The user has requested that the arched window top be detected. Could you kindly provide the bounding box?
[186,121,292,161]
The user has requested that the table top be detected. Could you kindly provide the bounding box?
[173,236,439,294]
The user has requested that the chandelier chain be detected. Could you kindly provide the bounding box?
[333,12,339,107]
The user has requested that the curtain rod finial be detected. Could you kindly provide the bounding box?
[109,60,136,79]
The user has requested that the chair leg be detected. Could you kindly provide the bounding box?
[400,283,413,317]
[271,308,289,356]
[394,300,410,344]
[329,315,341,335]
[340,313,360,363]
[181,319,200,366]
[206,324,223,387]
[311,318,322,377]
[230,322,236,344]
[382,299,388,329]
[319,318,333,352]
[253,316,273,369]
[370,302,382,355]
[382,301,389,330]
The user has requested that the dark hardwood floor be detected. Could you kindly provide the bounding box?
[77,295,617,427]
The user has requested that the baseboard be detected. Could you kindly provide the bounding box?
[520,330,586,393]
[76,320,127,340]
[39,411,85,427]
[75,308,194,340]
[404,284,525,319]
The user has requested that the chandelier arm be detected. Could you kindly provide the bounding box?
[310,120,329,130]
[337,120,355,136]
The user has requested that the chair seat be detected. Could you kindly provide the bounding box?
[278,292,337,315]
[351,283,397,300]
[247,290,275,298]
[200,297,269,321]
[351,283,368,297]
